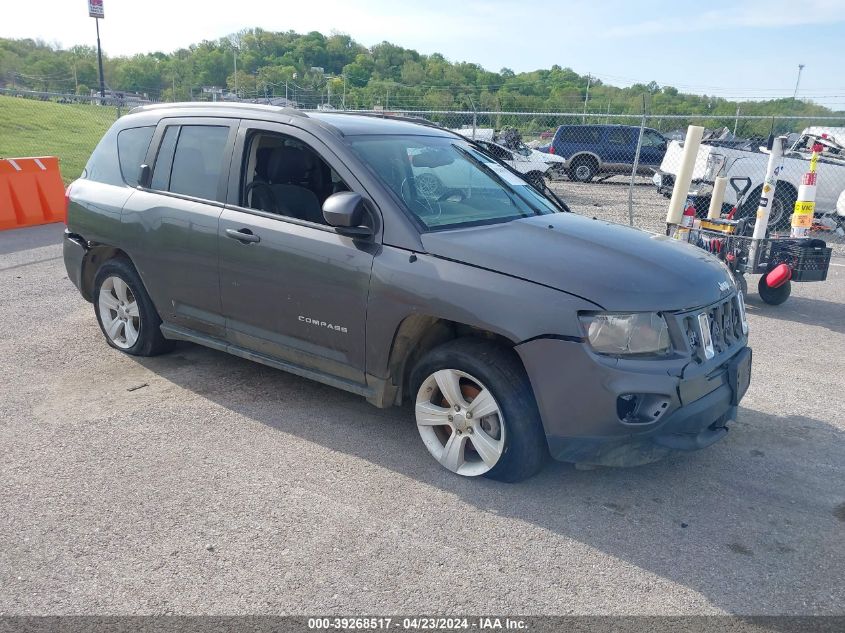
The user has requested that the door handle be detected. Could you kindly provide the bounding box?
[225,228,260,244]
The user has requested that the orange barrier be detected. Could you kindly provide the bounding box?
[0,156,66,231]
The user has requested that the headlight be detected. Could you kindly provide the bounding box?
[579,312,671,356]
[704,153,726,181]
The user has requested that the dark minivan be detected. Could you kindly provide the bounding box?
[549,124,668,182]
[64,103,750,482]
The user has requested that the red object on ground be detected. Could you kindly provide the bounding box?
[765,263,792,288]
[681,201,696,228]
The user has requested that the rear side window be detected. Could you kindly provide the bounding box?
[151,125,230,201]
[607,128,634,145]
[151,126,179,191]
[117,126,155,186]
[558,126,602,144]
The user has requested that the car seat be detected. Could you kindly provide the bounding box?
[265,147,324,224]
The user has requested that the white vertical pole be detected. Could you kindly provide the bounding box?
[708,176,728,219]
[748,136,786,265]
[666,125,704,227]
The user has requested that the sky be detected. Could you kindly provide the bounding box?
[3,0,845,109]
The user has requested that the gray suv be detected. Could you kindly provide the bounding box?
[64,103,751,482]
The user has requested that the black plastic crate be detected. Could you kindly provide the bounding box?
[769,240,832,282]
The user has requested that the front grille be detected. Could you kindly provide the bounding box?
[679,295,745,363]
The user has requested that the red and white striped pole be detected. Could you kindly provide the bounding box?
[791,139,823,238]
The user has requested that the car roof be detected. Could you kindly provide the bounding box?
[127,102,455,138]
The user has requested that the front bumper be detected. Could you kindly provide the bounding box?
[516,337,750,467]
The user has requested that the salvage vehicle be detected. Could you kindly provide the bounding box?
[64,103,751,481]
[451,128,567,185]
[654,128,845,231]
[548,124,668,182]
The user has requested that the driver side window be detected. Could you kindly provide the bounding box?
[241,131,350,225]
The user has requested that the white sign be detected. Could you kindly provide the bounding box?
[88,0,104,19]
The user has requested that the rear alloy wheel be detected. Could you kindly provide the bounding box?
[411,338,548,482]
[93,258,173,356]
[569,157,597,183]
[98,276,141,350]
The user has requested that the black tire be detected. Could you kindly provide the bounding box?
[93,258,173,356]
[740,183,798,232]
[568,156,597,183]
[757,275,791,305]
[734,273,748,298]
[410,338,548,482]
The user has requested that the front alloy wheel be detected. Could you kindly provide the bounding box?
[98,276,141,349]
[415,368,506,477]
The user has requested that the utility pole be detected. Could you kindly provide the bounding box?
[792,63,805,100]
[233,49,238,98]
[582,74,591,123]
[733,105,741,136]
[342,74,347,110]
[94,18,106,104]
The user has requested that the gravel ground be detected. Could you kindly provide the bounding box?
[553,177,845,257]
[0,223,843,616]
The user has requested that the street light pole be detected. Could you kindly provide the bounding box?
[94,18,106,104]
[792,64,805,100]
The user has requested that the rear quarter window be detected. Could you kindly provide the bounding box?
[559,126,602,144]
[117,126,155,187]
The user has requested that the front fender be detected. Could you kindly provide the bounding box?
[365,246,600,379]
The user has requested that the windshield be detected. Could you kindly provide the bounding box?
[348,135,558,230]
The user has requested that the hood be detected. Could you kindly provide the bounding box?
[420,213,735,312]
[532,149,565,163]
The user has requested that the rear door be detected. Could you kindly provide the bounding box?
[122,117,237,338]
[217,120,377,386]
[604,127,636,169]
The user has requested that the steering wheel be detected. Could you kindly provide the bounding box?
[244,181,275,211]
[437,188,467,203]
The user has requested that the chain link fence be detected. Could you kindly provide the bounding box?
[374,109,845,249]
[2,89,844,250]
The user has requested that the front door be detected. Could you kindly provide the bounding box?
[217,122,378,385]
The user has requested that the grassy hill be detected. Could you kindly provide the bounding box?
[0,95,117,184]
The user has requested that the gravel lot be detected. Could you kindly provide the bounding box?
[1,222,843,616]
[554,177,845,257]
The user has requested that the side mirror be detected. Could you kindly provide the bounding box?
[137,164,152,189]
[322,191,372,237]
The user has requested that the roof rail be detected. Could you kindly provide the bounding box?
[327,110,459,136]
[128,101,309,118]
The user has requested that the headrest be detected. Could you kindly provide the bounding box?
[255,147,274,181]
[267,146,309,184]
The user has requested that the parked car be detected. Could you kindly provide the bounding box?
[654,129,845,230]
[64,103,750,482]
[451,130,567,186]
[473,139,565,188]
[549,124,668,182]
